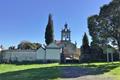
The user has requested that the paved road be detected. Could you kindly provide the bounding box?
[60,66,113,80]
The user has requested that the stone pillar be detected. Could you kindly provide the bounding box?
[111,53,113,62]
[107,53,109,62]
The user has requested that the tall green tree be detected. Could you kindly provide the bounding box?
[80,33,91,62]
[88,0,120,51]
[82,33,90,49]
[45,14,54,45]
[81,33,90,54]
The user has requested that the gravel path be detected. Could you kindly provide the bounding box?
[61,75,113,80]
[60,66,113,80]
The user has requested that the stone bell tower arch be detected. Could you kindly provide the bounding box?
[61,23,71,42]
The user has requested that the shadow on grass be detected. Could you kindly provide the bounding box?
[0,67,60,80]
[60,63,120,78]
[1,61,58,65]
[89,63,120,75]
[0,63,120,80]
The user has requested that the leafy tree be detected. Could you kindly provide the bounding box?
[17,41,41,50]
[88,0,120,51]
[45,14,54,45]
[33,43,41,49]
[9,46,16,50]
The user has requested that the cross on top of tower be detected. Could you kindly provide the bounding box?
[65,23,68,28]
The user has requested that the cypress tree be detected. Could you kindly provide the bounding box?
[45,14,54,45]
[80,33,91,62]
[81,32,90,55]
[82,32,90,49]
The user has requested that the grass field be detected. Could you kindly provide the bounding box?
[0,62,120,80]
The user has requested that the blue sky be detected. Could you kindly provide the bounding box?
[0,0,112,48]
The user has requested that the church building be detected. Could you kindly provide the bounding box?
[57,23,80,62]
[0,24,80,63]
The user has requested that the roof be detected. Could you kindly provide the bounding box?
[55,40,77,48]
[55,40,64,47]
[46,41,61,49]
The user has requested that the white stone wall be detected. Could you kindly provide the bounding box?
[46,48,61,61]
[2,50,37,62]
[36,48,45,60]
[1,45,61,63]
[1,49,61,62]
[46,42,61,61]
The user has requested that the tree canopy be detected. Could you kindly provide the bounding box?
[88,0,120,50]
[17,41,41,50]
[45,14,54,45]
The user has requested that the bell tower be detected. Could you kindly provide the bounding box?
[61,23,71,42]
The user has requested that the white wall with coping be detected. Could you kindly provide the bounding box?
[1,43,61,63]
[46,48,61,61]
[46,42,61,61]
[36,48,45,60]
[2,50,37,62]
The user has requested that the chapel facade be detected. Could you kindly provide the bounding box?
[58,24,80,62]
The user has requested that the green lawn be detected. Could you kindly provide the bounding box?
[82,62,120,80]
[0,63,60,80]
[106,63,120,80]
[0,62,120,80]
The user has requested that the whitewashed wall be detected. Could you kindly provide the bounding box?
[46,42,61,61]
[2,50,36,62]
[46,48,61,61]
[1,43,61,63]
[36,48,45,60]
